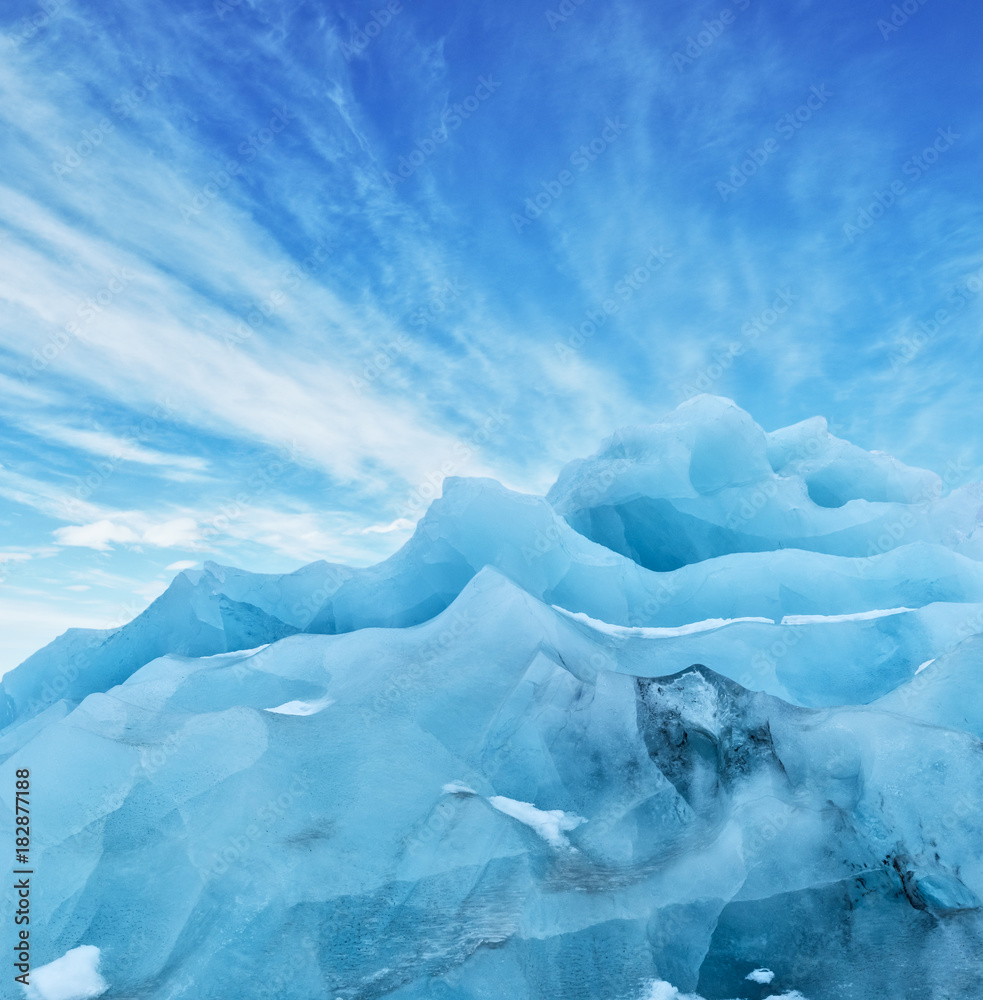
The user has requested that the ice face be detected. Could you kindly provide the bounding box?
[547,395,981,570]
[2,395,982,1000]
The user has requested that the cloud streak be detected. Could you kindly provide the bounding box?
[1,0,980,671]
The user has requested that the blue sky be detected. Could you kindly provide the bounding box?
[1,0,981,672]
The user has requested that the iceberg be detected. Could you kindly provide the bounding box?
[2,396,982,999]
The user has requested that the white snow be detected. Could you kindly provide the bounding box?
[442,781,477,796]
[200,644,271,660]
[487,795,585,848]
[641,982,684,1000]
[264,695,334,716]
[747,968,775,984]
[638,980,741,1000]
[552,607,774,636]
[24,946,108,1000]
[914,657,936,675]
[640,978,801,1000]
[780,607,913,625]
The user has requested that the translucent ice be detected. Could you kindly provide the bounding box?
[2,396,982,999]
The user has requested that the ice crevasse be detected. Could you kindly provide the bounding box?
[2,394,983,1000]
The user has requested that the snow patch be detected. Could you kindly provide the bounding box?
[780,607,913,625]
[553,607,775,636]
[640,978,803,1000]
[264,695,334,716]
[200,644,271,660]
[746,968,775,984]
[914,657,936,675]
[442,781,477,796]
[487,795,585,848]
[24,945,108,1000]
[638,981,725,1000]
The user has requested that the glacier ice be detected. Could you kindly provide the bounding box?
[1,395,982,999]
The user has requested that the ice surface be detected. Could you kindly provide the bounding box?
[547,395,983,571]
[2,396,983,999]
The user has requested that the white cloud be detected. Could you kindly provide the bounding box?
[0,184,485,490]
[0,468,104,523]
[204,505,401,565]
[53,516,201,552]
[352,517,415,534]
[32,423,208,472]
[53,520,140,550]
[141,517,199,548]
[165,559,198,571]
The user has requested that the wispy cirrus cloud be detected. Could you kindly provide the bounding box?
[1,0,981,672]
